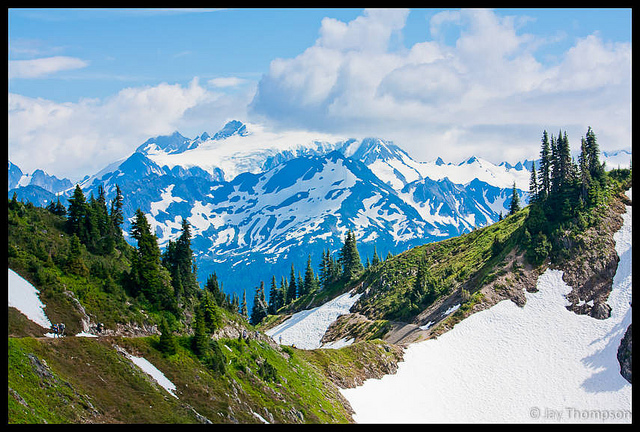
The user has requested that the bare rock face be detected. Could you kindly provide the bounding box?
[617,324,632,384]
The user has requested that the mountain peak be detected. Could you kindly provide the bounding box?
[212,120,249,140]
[136,131,190,155]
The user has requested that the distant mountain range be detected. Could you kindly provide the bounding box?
[8,121,631,299]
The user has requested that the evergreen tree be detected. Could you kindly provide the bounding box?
[240,290,248,318]
[303,255,319,295]
[509,182,521,215]
[162,218,198,300]
[538,130,552,200]
[585,126,604,180]
[128,209,174,311]
[158,319,177,356]
[109,184,124,239]
[339,230,363,280]
[251,281,268,325]
[371,246,380,266]
[200,290,221,332]
[529,161,539,203]
[47,196,67,216]
[66,185,88,242]
[287,263,297,304]
[191,308,209,356]
[66,234,89,277]
[205,272,225,306]
[268,275,280,314]
[578,136,591,205]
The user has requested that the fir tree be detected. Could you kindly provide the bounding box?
[339,230,363,280]
[268,275,280,314]
[371,246,380,266]
[303,254,319,295]
[509,182,521,215]
[251,281,268,325]
[287,263,297,304]
[191,308,209,356]
[109,184,124,239]
[240,290,248,318]
[158,319,177,356]
[128,209,174,311]
[529,161,539,203]
[66,185,88,242]
[538,130,552,200]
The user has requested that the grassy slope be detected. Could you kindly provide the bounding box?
[6,201,373,424]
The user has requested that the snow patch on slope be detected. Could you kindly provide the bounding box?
[266,291,362,350]
[341,189,632,423]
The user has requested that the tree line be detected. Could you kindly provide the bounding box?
[523,127,620,265]
[249,229,392,325]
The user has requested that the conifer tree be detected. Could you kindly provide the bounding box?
[287,263,297,304]
[128,209,174,311]
[303,254,319,295]
[339,230,363,280]
[158,319,177,356]
[268,275,280,314]
[251,281,267,325]
[538,130,552,200]
[66,184,88,242]
[192,308,209,356]
[371,246,380,266]
[240,290,248,318]
[509,182,521,215]
[529,161,539,203]
[110,184,124,239]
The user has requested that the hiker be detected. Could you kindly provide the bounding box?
[58,323,65,337]
[51,324,58,338]
[96,322,104,334]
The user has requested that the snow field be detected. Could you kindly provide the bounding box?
[265,291,362,350]
[8,268,52,330]
[340,189,632,423]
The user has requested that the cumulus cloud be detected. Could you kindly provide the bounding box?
[9,56,89,78]
[250,8,631,164]
[8,77,253,180]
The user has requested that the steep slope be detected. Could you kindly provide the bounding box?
[340,187,632,423]
[7,200,403,424]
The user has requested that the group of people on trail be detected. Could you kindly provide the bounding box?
[51,323,65,338]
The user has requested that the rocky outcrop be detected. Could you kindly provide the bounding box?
[617,324,632,384]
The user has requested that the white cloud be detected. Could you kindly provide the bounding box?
[9,56,89,78]
[250,8,631,164]
[8,77,253,180]
[208,77,247,88]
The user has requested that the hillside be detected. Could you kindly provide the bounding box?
[277,166,632,350]
[8,163,631,423]
[7,200,402,424]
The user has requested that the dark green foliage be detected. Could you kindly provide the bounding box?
[509,182,520,215]
[251,281,268,325]
[46,196,67,216]
[524,127,629,266]
[339,230,363,281]
[158,319,177,356]
[201,340,226,375]
[127,209,176,313]
[162,218,199,301]
[257,359,278,383]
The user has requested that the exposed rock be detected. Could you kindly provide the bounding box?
[617,324,632,384]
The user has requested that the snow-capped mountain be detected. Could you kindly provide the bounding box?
[8,161,73,194]
[8,161,73,205]
[61,120,529,299]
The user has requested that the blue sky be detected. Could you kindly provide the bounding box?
[8,8,632,180]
